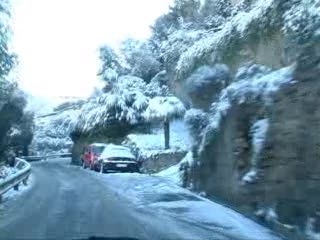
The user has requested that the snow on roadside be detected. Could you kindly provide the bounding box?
[92,171,281,240]
[0,170,33,205]
[156,151,194,185]
[0,166,18,184]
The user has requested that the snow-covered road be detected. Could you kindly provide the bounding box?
[0,158,281,240]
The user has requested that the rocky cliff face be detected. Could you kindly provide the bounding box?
[176,1,320,238]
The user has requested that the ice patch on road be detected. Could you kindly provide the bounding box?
[92,172,281,240]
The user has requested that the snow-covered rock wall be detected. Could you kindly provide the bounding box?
[161,1,320,238]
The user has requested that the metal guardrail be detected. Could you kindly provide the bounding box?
[0,158,31,201]
[22,153,72,162]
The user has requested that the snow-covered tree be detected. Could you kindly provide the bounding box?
[170,0,201,26]
[120,38,161,83]
[0,85,27,159]
[8,111,35,156]
[0,0,15,79]
[98,45,125,88]
[200,0,232,19]
[143,96,186,149]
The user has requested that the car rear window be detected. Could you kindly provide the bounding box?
[91,146,105,154]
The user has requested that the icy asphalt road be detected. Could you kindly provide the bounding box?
[0,158,280,240]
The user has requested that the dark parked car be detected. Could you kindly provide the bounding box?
[97,144,140,173]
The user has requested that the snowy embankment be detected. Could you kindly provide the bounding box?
[0,165,33,202]
[92,171,281,240]
[156,151,193,185]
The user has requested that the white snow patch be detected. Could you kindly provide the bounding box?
[156,163,182,185]
[241,169,258,184]
[251,119,269,156]
[0,166,18,183]
[306,218,320,240]
[156,151,194,185]
[241,119,269,185]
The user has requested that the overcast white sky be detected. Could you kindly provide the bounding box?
[12,0,172,98]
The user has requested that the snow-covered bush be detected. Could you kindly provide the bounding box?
[98,44,126,84]
[186,64,231,108]
[113,75,147,94]
[120,39,161,83]
[144,71,170,97]
[159,29,205,72]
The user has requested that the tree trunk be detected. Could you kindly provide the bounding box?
[164,120,170,149]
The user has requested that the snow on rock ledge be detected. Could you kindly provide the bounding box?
[200,66,294,152]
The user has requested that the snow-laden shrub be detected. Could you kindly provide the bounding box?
[176,0,278,81]
[144,71,170,98]
[186,64,231,108]
[113,75,147,94]
[160,29,205,70]
[120,39,161,83]
[75,91,149,135]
